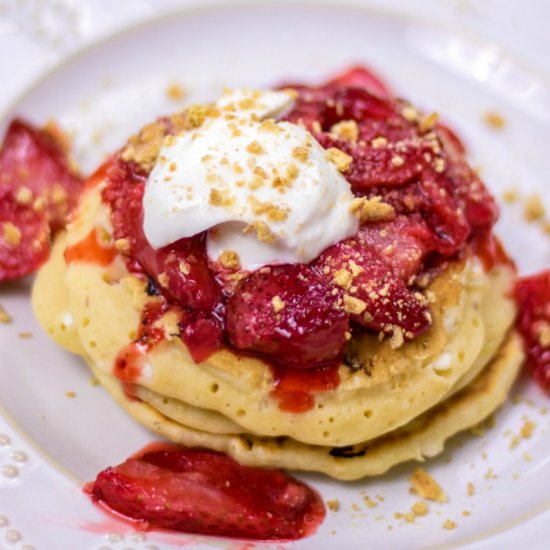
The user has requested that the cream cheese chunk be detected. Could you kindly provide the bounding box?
[143,88,359,270]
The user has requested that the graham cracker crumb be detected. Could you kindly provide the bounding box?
[520,419,536,439]
[271,295,285,313]
[292,146,310,162]
[389,326,405,349]
[65,391,76,398]
[2,222,22,247]
[166,83,186,101]
[523,194,545,222]
[218,250,241,270]
[325,147,353,172]
[89,377,100,387]
[536,321,550,347]
[243,221,275,244]
[209,188,235,208]
[394,512,415,524]
[391,155,405,167]
[326,499,340,512]
[371,136,388,148]
[333,268,353,290]
[330,120,359,142]
[15,186,33,205]
[419,112,439,133]
[115,238,131,255]
[18,332,32,339]
[412,501,429,516]
[343,295,367,315]
[179,261,191,275]
[0,304,12,324]
[246,140,265,155]
[363,496,378,508]
[409,468,447,502]
[483,111,506,130]
[401,105,419,122]
[157,272,170,288]
[442,519,457,530]
[349,196,395,223]
[462,510,471,517]
[502,187,519,204]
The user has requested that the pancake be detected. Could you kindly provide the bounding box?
[34,184,517,450]
[86,331,523,480]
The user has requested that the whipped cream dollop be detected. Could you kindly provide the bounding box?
[143,88,359,271]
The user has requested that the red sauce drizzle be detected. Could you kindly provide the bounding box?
[271,363,340,413]
[515,270,550,395]
[64,228,116,266]
[472,233,515,272]
[86,442,326,541]
[113,301,167,393]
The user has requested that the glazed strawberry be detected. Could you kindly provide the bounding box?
[314,240,431,338]
[226,264,349,368]
[180,313,224,363]
[0,188,50,281]
[357,216,432,282]
[103,159,221,311]
[0,119,82,231]
[91,448,325,541]
[0,119,82,281]
[515,271,550,394]
[324,65,392,97]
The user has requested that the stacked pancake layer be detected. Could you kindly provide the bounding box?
[33,185,523,479]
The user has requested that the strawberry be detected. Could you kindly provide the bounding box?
[357,216,432,282]
[103,159,221,311]
[313,239,431,338]
[0,118,82,281]
[226,264,349,369]
[91,448,325,541]
[515,271,550,394]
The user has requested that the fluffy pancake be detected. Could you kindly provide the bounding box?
[34,185,517,450]
[86,332,523,480]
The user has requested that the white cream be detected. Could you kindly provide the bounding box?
[143,88,359,271]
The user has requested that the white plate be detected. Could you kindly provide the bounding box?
[1,2,550,549]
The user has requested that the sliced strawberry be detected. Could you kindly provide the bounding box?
[0,188,50,281]
[0,118,82,231]
[226,264,349,369]
[515,271,550,394]
[180,313,224,363]
[0,118,82,281]
[313,240,431,338]
[103,159,221,311]
[324,65,392,97]
[357,216,432,281]
[91,448,325,541]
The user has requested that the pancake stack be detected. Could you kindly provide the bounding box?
[33,182,523,480]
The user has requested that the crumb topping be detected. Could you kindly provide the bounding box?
[343,295,367,315]
[324,147,353,172]
[483,111,506,130]
[0,304,12,324]
[330,120,359,142]
[166,83,186,101]
[271,295,285,313]
[409,468,447,502]
[326,499,340,512]
[243,221,276,243]
[349,196,395,223]
[218,250,241,270]
[2,222,21,247]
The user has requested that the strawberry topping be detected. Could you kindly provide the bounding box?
[515,271,550,394]
[313,239,431,338]
[90,447,325,541]
[226,264,349,368]
[0,118,82,281]
[102,66,502,375]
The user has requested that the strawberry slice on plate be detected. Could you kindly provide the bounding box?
[90,447,326,541]
[0,118,82,281]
